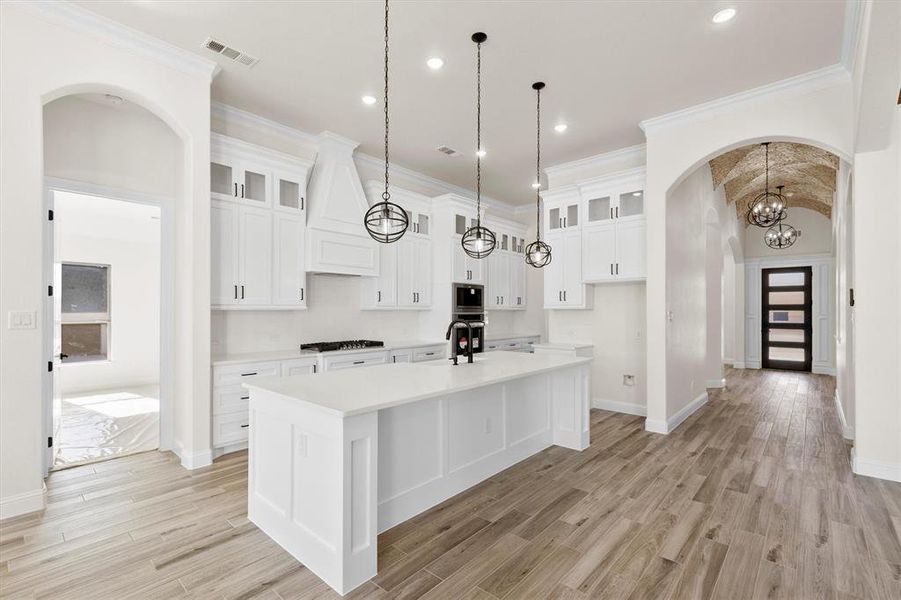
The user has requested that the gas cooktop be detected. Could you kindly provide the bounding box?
[300,340,385,353]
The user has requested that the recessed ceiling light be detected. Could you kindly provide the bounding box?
[476,148,486,158]
[632,192,642,197]
[531,182,541,189]
[711,8,736,24]
[786,192,795,197]
[361,95,377,105]
[554,123,568,133]
[426,57,444,70]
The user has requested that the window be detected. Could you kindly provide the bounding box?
[61,263,110,362]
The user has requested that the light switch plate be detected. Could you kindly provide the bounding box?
[8,311,36,329]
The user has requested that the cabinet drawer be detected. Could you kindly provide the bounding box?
[281,358,319,376]
[213,361,280,387]
[213,412,250,447]
[322,351,388,371]
[413,345,445,362]
[213,386,249,416]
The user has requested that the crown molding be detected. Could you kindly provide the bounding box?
[639,64,851,134]
[20,0,220,80]
[840,0,865,73]
[211,101,517,216]
[544,144,646,180]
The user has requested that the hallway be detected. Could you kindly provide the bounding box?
[1,368,899,599]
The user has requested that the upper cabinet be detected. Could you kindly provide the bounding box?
[210,134,312,310]
[451,212,485,285]
[580,169,646,283]
[485,219,528,310]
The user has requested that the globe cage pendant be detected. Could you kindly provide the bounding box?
[525,81,551,269]
[461,31,497,260]
[364,0,408,243]
[746,143,787,228]
[764,222,799,249]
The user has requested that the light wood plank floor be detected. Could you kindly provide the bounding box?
[3,368,901,599]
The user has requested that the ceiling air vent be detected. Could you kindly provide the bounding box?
[436,145,462,157]
[202,37,260,68]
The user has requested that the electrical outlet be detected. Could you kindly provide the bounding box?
[8,311,36,329]
[623,375,635,386]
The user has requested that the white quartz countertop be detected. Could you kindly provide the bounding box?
[244,351,591,418]
[483,332,541,341]
[533,342,594,351]
[212,340,447,366]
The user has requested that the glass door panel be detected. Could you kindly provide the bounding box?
[548,207,561,231]
[211,162,234,197]
[587,196,612,223]
[618,190,644,218]
[565,204,579,227]
[243,169,267,203]
[278,178,301,209]
[762,266,812,372]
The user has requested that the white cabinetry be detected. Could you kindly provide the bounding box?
[210,134,312,310]
[361,184,432,310]
[581,171,646,282]
[543,229,590,309]
[321,351,389,371]
[485,219,528,310]
[451,212,485,284]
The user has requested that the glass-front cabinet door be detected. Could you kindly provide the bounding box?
[586,195,613,224]
[210,158,271,206]
[275,172,306,212]
[617,189,644,220]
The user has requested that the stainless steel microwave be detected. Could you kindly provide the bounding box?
[453,283,484,313]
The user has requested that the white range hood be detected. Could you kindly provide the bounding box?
[305,132,378,276]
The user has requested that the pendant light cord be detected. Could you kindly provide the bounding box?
[476,38,482,226]
[535,85,541,241]
[764,142,769,194]
[383,0,390,201]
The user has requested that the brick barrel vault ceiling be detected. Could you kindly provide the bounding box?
[708,142,839,220]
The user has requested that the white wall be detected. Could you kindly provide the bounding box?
[722,246,737,363]
[547,283,647,414]
[705,215,724,386]
[0,2,213,518]
[45,95,181,197]
[56,193,160,395]
[743,207,833,258]
[834,161,854,438]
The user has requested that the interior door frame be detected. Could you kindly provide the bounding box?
[761,266,813,372]
[43,177,174,474]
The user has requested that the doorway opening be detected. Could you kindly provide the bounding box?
[761,266,812,372]
[50,190,161,468]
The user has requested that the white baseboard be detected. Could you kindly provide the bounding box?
[813,365,837,376]
[723,356,735,364]
[852,449,901,483]
[0,484,46,520]
[706,378,726,389]
[732,361,745,369]
[746,360,762,369]
[592,398,646,416]
[833,390,854,440]
[173,443,213,470]
[645,391,708,435]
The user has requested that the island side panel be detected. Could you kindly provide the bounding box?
[248,389,378,596]
[377,373,557,532]
[551,365,591,450]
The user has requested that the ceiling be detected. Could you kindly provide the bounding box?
[74,1,846,205]
[708,142,839,220]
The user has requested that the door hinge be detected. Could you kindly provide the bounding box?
[48,285,53,296]
[47,361,53,372]
[47,436,53,448]
[48,209,54,221]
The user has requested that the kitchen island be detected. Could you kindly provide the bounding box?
[243,351,591,596]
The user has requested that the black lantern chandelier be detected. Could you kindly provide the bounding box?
[364,0,408,243]
[525,82,552,269]
[461,32,497,260]
[764,186,799,249]
[746,142,787,228]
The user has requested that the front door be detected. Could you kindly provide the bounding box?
[762,266,812,372]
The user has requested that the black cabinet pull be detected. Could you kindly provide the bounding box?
[616,263,619,275]
[241,285,245,299]
[234,183,238,197]
[377,290,381,302]
[610,207,613,219]
[240,424,249,428]
[353,360,365,365]
[610,263,614,275]
[300,287,304,301]
[425,352,435,356]
[240,396,249,400]
[616,206,619,218]
[313,364,317,373]
[558,291,562,301]
[240,372,258,377]
[234,285,238,299]
[240,183,245,198]
[300,197,304,210]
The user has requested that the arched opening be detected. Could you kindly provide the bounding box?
[41,90,182,471]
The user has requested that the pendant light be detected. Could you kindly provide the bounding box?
[764,185,799,249]
[525,81,552,269]
[461,32,497,260]
[364,0,408,243]
[746,142,787,228]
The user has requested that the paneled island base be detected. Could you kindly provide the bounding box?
[244,353,591,596]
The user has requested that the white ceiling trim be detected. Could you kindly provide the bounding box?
[639,64,850,134]
[211,101,517,216]
[543,144,647,180]
[22,0,220,80]
[840,0,865,73]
